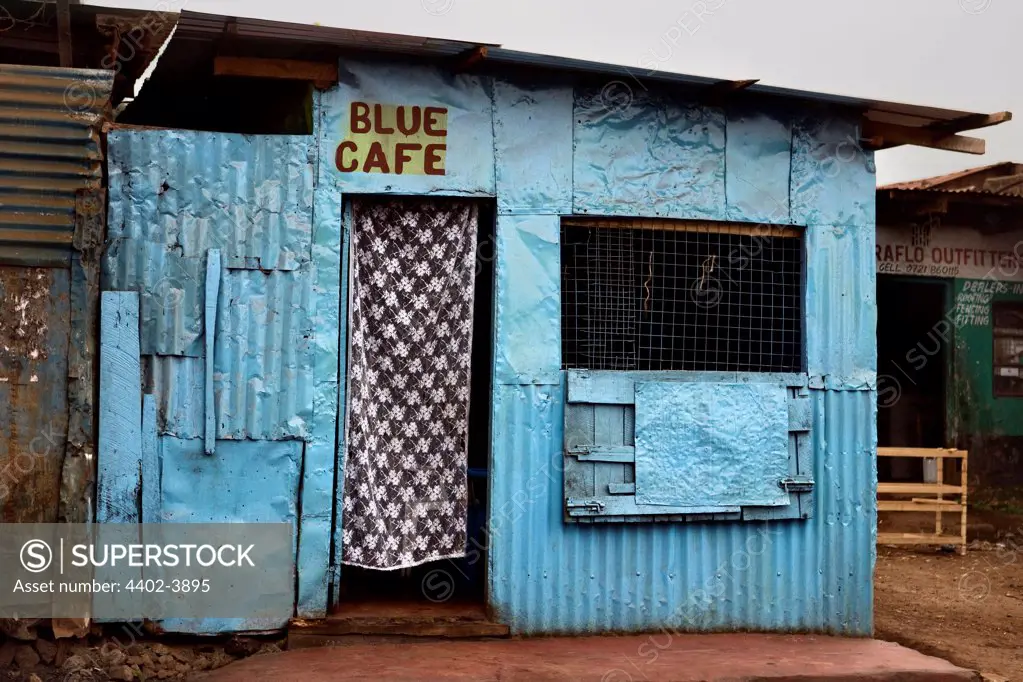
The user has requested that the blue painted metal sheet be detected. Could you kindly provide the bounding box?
[488,384,875,635]
[107,130,313,268]
[301,90,344,618]
[0,267,70,522]
[97,291,142,523]
[572,89,726,220]
[104,239,204,357]
[492,215,561,385]
[805,223,877,389]
[105,130,315,356]
[327,203,353,614]
[143,266,315,443]
[160,437,302,523]
[148,355,204,439]
[634,382,790,507]
[213,267,314,441]
[321,60,495,196]
[204,250,221,454]
[159,436,301,633]
[493,81,573,215]
[790,114,875,227]
[106,124,329,617]
[725,110,792,224]
[141,394,160,524]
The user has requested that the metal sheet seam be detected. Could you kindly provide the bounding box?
[298,89,343,617]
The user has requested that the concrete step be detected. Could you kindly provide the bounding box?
[203,633,978,681]
[288,601,510,648]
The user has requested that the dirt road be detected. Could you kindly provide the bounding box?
[875,544,1023,680]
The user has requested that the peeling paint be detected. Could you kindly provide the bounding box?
[0,267,71,523]
[0,268,55,370]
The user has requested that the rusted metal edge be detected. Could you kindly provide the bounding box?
[60,189,105,524]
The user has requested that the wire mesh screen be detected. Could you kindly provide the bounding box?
[560,220,803,372]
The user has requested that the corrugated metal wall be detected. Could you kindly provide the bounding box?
[103,130,321,631]
[488,384,876,634]
[102,61,877,634]
[477,74,876,634]
[319,63,879,635]
[0,64,112,526]
[0,64,113,266]
[105,130,316,439]
[317,63,880,634]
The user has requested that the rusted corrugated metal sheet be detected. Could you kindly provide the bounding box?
[0,64,113,266]
[0,267,71,522]
[880,162,1023,197]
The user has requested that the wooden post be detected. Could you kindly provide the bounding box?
[876,447,969,550]
[56,0,73,68]
[960,452,969,553]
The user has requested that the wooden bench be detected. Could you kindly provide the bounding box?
[877,447,968,552]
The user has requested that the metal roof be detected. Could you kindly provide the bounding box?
[880,162,1023,198]
[173,11,488,57]
[169,10,1006,138]
[0,64,114,266]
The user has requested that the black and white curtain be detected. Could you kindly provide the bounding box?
[341,199,478,570]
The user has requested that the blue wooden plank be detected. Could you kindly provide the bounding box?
[796,388,824,520]
[789,396,813,431]
[141,394,160,524]
[593,405,626,504]
[571,446,635,463]
[98,291,142,523]
[563,402,595,500]
[567,497,740,518]
[567,370,808,404]
[204,249,221,456]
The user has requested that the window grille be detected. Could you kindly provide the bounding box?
[993,301,1023,397]
[560,218,803,373]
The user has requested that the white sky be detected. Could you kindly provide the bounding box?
[90,0,1020,185]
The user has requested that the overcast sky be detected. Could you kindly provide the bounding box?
[93,0,1020,185]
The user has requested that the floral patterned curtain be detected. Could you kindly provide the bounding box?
[341,199,478,570]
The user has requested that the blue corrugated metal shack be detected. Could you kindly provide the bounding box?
[38,14,1002,637]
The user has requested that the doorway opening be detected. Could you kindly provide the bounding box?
[331,199,495,620]
[876,275,949,481]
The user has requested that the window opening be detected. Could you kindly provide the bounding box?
[993,301,1023,396]
[560,219,803,372]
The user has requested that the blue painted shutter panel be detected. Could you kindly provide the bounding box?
[563,371,813,522]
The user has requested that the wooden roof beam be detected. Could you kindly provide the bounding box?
[214,56,339,89]
[700,78,758,105]
[56,0,73,67]
[928,110,1011,134]
[451,46,488,72]
[861,120,986,155]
